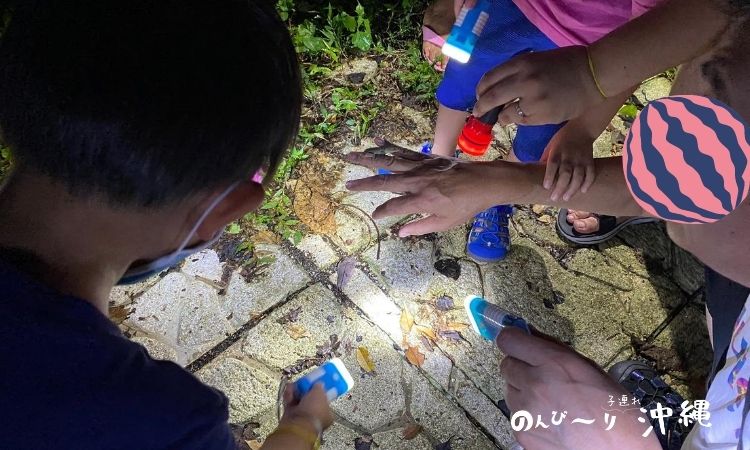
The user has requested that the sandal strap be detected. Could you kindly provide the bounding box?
[422,26,446,47]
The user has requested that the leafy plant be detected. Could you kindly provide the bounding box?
[393,45,442,103]
[0,145,11,179]
[290,2,373,63]
[276,0,295,21]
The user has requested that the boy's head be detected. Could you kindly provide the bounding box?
[0,0,301,208]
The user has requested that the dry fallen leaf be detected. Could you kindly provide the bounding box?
[435,437,454,450]
[537,214,553,224]
[400,309,414,336]
[247,440,263,450]
[251,230,280,245]
[109,305,131,323]
[402,423,424,440]
[415,325,437,341]
[420,336,434,352]
[446,322,470,331]
[532,204,546,215]
[404,345,425,367]
[356,346,376,373]
[285,324,311,340]
[354,436,374,450]
[336,257,357,289]
[439,330,463,342]
[277,306,302,325]
[435,296,455,311]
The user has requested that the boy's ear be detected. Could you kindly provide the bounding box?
[195,181,265,241]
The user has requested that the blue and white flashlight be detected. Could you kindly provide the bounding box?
[441,0,491,64]
[294,358,354,402]
[464,295,531,341]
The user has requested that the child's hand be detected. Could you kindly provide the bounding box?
[279,384,334,434]
[422,26,449,72]
[541,122,596,202]
[453,0,477,16]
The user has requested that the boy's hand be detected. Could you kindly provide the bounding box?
[542,122,596,202]
[279,384,334,435]
[498,328,661,450]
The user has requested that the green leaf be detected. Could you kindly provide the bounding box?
[351,31,372,51]
[340,14,356,33]
[227,223,241,234]
[618,104,639,121]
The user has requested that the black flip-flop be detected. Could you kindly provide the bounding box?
[556,209,658,245]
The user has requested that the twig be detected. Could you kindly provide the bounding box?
[340,203,381,259]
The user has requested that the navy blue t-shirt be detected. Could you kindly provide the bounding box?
[0,256,237,450]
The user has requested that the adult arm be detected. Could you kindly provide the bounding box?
[345,152,645,237]
[472,0,730,125]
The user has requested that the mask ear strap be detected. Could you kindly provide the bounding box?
[175,181,241,252]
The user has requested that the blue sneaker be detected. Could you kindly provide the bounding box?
[466,205,512,263]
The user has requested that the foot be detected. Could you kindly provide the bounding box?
[466,205,512,263]
[609,360,691,450]
[566,210,629,234]
[557,209,659,245]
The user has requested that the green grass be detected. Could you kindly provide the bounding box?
[393,45,442,103]
[0,145,10,179]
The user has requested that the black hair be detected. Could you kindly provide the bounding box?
[0,0,301,207]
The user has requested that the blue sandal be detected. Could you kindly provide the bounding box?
[466,205,512,263]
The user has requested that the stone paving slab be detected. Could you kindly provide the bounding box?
[222,243,311,327]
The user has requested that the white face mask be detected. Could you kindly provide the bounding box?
[117,181,240,285]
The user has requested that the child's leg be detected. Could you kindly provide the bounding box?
[432,105,468,157]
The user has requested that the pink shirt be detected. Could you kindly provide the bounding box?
[511,0,665,46]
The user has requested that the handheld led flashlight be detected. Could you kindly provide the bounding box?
[464,295,531,341]
[442,0,492,64]
[293,358,354,402]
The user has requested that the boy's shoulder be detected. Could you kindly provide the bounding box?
[0,259,235,449]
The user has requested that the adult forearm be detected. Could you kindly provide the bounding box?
[493,158,646,217]
[590,0,730,97]
[571,88,635,138]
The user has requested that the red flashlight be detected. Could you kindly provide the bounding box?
[458,106,501,157]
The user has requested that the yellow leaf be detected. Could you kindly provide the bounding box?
[532,204,546,215]
[537,214,553,224]
[447,322,470,331]
[415,325,437,341]
[404,345,425,367]
[109,305,131,323]
[400,309,414,336]
[247,440,263,450]
[356,346,376,373]
[285,324,310,340]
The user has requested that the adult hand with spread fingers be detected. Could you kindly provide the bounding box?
[345,143,530,237]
